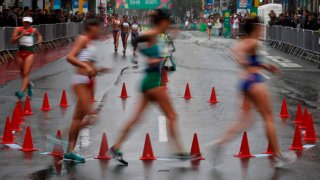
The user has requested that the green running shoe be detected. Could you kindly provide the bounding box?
[63,151,85,163]
[109,146,128,165]
[27,82,34,99]
[15,91,24,100]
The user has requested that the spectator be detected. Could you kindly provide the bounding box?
[291,14,300,28]
[302,10,310,29]
[268,10,277,26]
[276,14,291,26]
[305,13,318,30]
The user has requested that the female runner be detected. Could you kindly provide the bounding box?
[109,9,192,165]
[207,17,213,40]
[208,18,297,168]
[131,16,141,56]
[64,17,109,163]
[12,16,42,99]
[121,15,131,54]
[112,13,121,52]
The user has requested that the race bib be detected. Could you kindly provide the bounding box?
[19,36,34,46]
[208,23,212,26]
[123,22,129,27]
[132,24,139,29]
[115,20,121,24]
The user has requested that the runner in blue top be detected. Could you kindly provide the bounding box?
[207,17,297,168]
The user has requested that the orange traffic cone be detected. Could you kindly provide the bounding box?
[234,131,254,158]
[208,87,218,104]
[289,126,304,150]
[59,89,69,107]
[162,68,169,83]
[49,130,64,157]
[95,133,111,160]
[293,102,302,124]
[24,96,33,115]
[190,133,205,160]
[17,100,24,120]
[41,92,52,111]
[1,117,15,144]
[183,83,192,99]
[279,98,290,118]
[20,126,37,152]
[303,112,317,144]
[120,83,129,99]
[140,133,157,160]
[11,105,22,131]
[262,141,274,155]
[300,108,308,129]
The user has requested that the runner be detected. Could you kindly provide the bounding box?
[63,17,109,163]
[207,17,297,168]
[207,17,213,40]
[121,15,131,55]
[131,16,141,56]
[109,9,192,165]
[112,13,121,52]
[11,16,42,99]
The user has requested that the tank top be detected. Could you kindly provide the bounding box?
[18,27,35,52]
[77,43,97,62]
[139,36,166,72]
[248,55,262,66]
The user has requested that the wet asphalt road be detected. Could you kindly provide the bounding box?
[0,31,320,180]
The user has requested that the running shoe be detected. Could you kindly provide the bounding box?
[206,142,223,167]
[274,151,297,168]
[171,152,199,161]
[15,91,24,100]
[27,82,34,99]
[115,48,118,53]
[63,151,85,163]
[123,49,126,54]
[109,146,128,165]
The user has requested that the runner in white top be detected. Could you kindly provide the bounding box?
[207,17,213,40]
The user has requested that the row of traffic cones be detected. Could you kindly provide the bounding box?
[235,122,317,158]
[94,133,205,161]
[119,81,219,104]
[41,90,69,111]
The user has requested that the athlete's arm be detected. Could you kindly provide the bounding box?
[11,28,24,43]
[34,29,43,44]
[67,36,95,76]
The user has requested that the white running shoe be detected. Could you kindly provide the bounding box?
[274,151,297,168]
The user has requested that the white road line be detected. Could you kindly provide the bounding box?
[158,116,168,142]
[260,72,271,80]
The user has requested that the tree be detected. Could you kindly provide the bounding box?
[171,0,202,19]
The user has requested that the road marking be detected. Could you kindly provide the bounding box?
[266,56,302,68]
[158,116,168,142]
[260,72,271,80]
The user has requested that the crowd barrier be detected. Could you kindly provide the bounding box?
[265,25,320,64]
[0,22,109,66]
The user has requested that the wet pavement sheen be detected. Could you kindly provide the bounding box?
[0,32,320,180]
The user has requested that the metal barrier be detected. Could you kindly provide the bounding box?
[265,25,320,64]
[0,22,87,64]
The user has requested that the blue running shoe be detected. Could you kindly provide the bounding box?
[63,151,85,163]
[15,91,24,100]
[27,82,34,99]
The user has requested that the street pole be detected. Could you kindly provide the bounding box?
[79,0,84,13]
